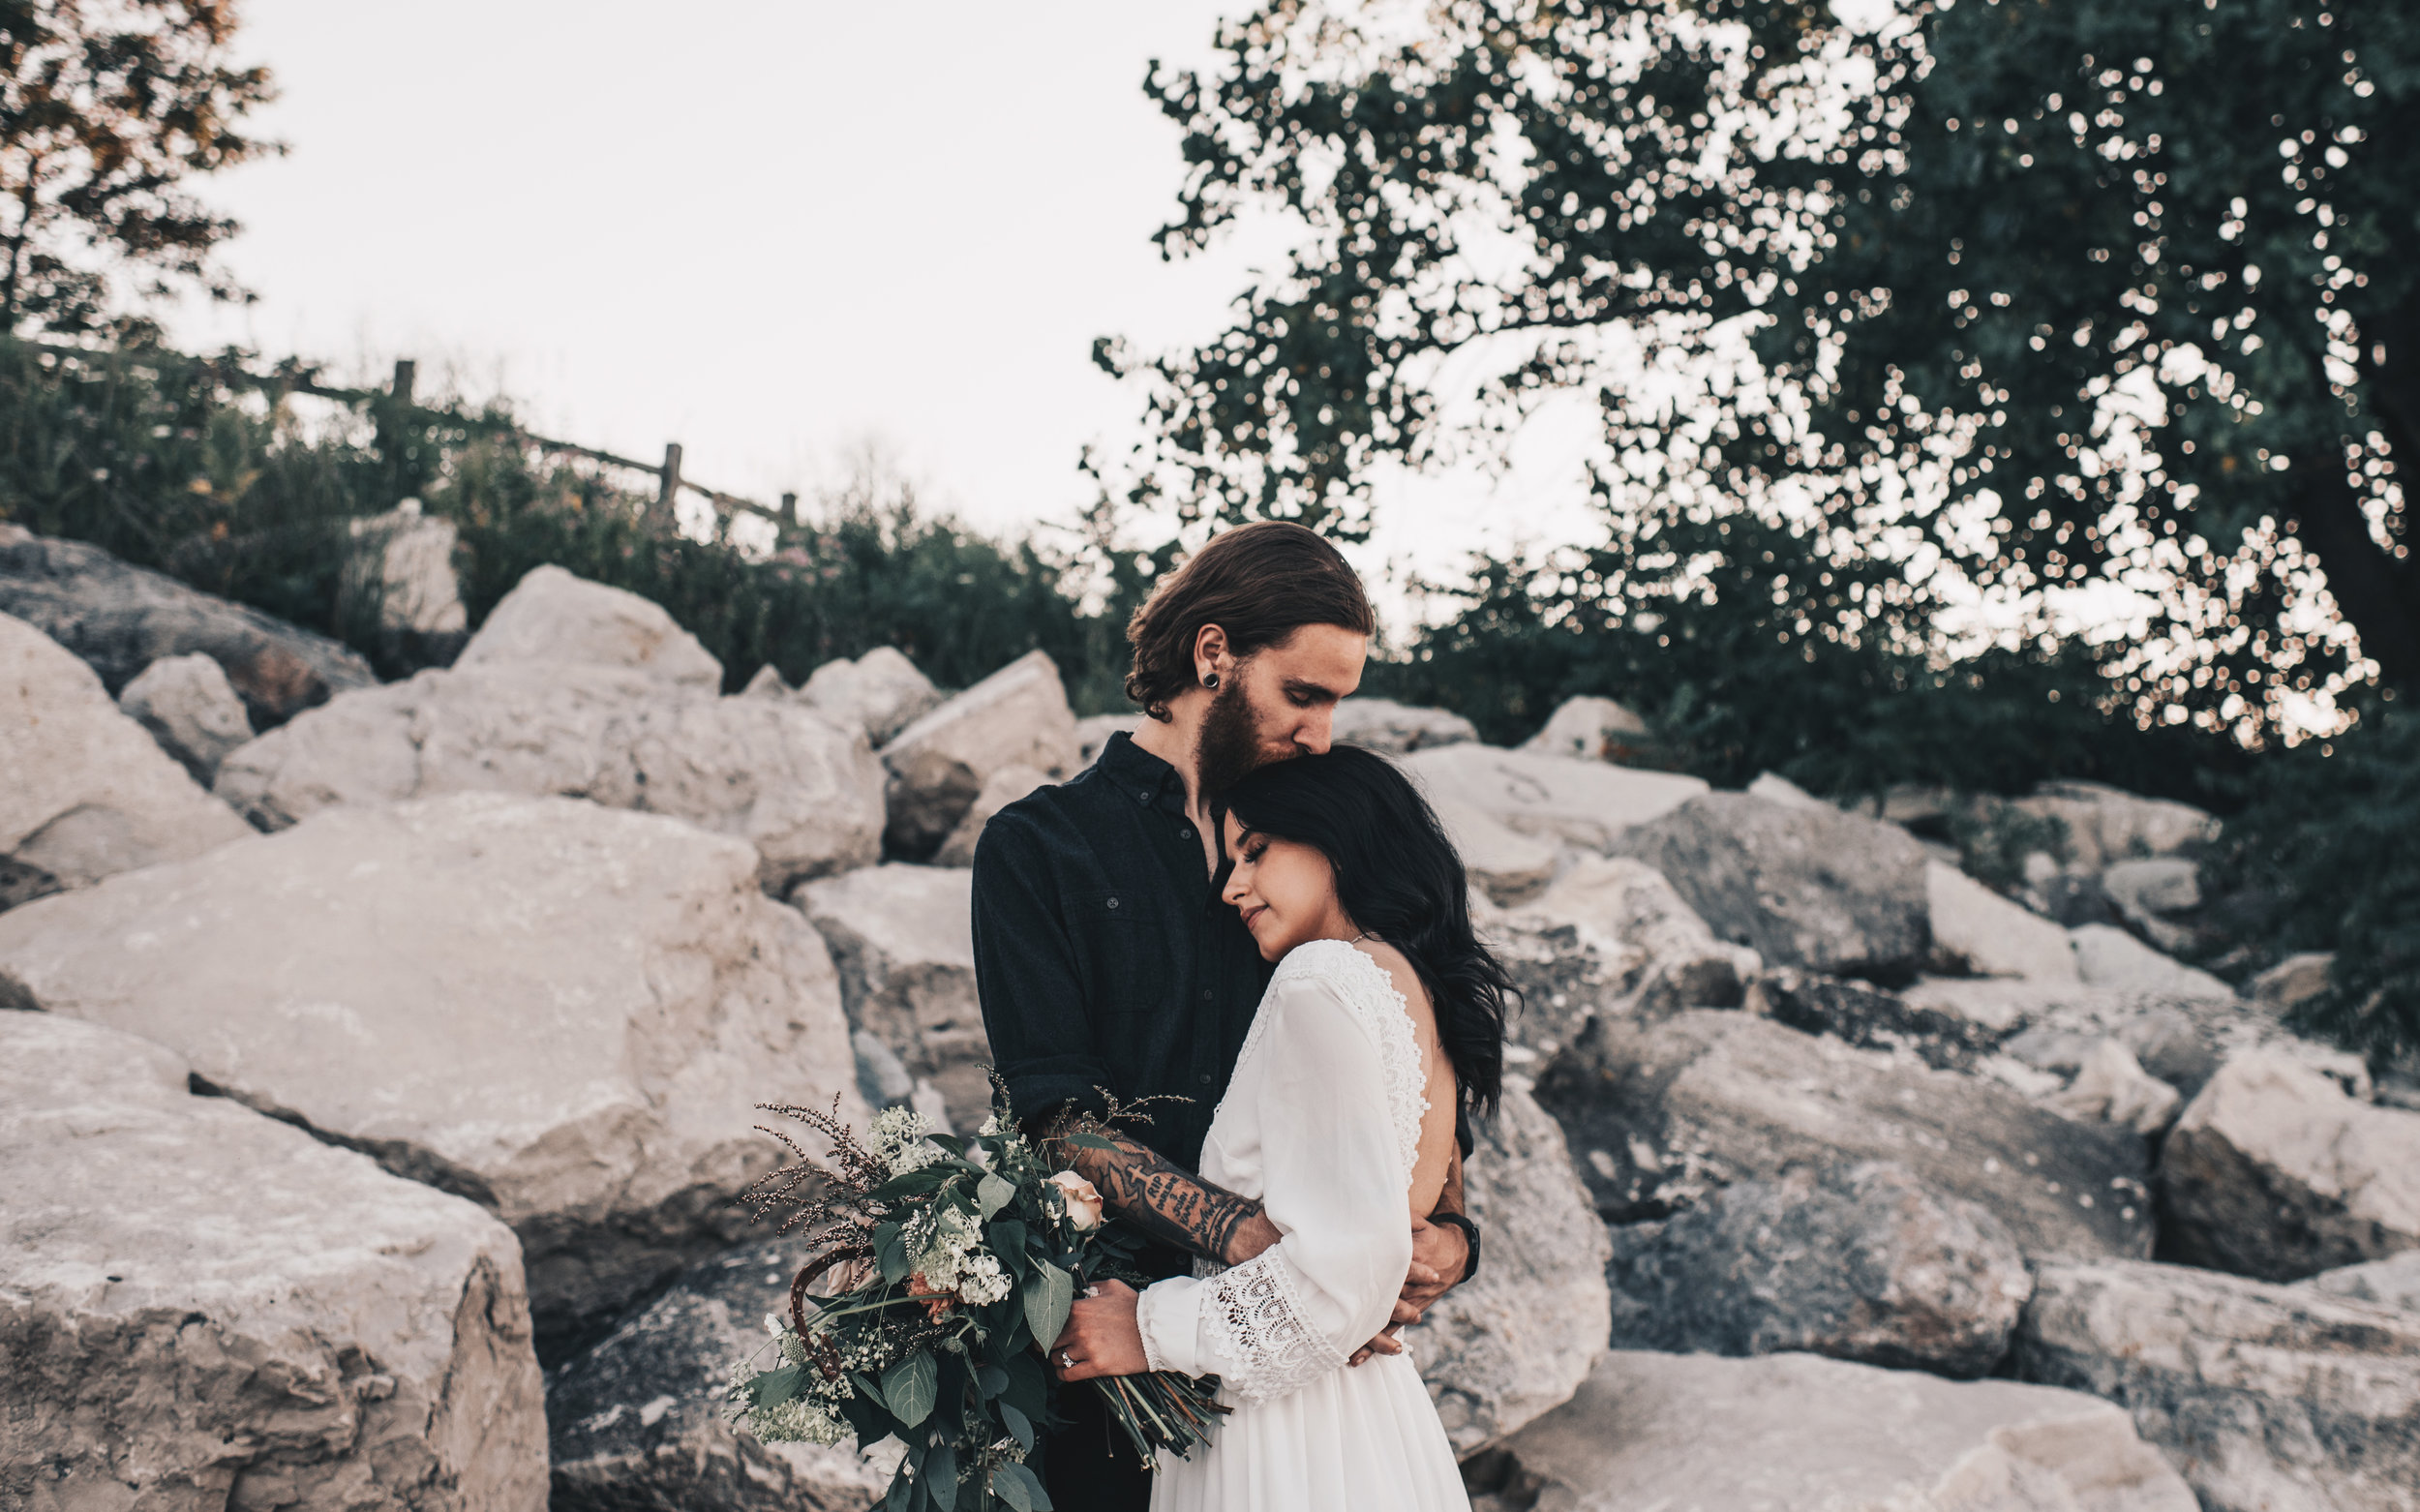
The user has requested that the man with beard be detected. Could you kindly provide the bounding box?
[972,522,1478,1509]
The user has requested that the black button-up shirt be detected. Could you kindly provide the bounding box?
[971,731,1273,1180]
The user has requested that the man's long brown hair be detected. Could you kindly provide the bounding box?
[1124,522,1376,721]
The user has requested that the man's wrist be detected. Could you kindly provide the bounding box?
[1427,1211,1481,1285]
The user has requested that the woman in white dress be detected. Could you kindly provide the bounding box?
[1050,745,1513,1512]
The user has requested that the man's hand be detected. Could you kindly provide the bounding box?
[1346,1216,1469,1365]
[1050,1281,1150,1382]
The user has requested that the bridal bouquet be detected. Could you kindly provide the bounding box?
[727,1085,1226,1511]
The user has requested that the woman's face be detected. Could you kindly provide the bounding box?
[1221,810,1350,961]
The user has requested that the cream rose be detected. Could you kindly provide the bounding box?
[1048,1169,1104,1230]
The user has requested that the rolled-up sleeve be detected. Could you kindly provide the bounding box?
[972,813,1112,1127]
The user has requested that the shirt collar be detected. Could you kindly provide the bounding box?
[1098,728,1185,811]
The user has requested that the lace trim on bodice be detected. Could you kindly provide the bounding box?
[1255,938,1432,1187]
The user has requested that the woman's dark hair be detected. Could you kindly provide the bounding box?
[1216,745,1514,1119]
[1125,521,1376,721]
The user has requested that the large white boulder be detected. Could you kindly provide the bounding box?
[1467,1350,2196,1512]
[1428,793,1560,906]
[1330,695,1477,754]
[117,650,255,785]
[0,793,867,1346]
[1,611,251,910]
[1928,862,2079,982]
[1517,854,1759,1010]
[1535,1009,2156,1259]
[800,645,943,745]
[1610,792,1936,983]
[1074,711,1140,766]
[457,563,722,686]
[1403,1078,1610,1456]
[2017,1257,2420,1512]
[2161,1046,2420,1281]
[1518,695,1649,762]
[793,863,989,1134]
[2301,1249,2420,1312]
[879,650,1079,858]
[213,661,884,892]
[1400,742,1707,853]
[0,1013,548,1511]
[547,1238,896,1511]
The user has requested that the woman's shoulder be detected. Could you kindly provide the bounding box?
[1270,939,1420,1020]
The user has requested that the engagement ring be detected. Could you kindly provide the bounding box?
[1059,1351,1074,1368]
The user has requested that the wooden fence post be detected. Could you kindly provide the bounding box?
[652,442,683,530]
[391,358,415,407]
[780,492,798,521]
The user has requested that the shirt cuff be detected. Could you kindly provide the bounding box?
[1134,1276,1202,1376]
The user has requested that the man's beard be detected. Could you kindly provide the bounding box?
[1195,675,1270,800]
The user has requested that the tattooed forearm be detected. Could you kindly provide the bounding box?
[1067,1132,1276,1266]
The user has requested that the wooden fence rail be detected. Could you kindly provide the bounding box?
[26,341,796,539]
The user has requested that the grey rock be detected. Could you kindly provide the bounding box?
[0,792,867,1349]
[2160,1045,2420,1281]
[1074,711,1140,766]
[1329,695,1478,754]
[879,650,1079,859]
[0,1013,547,1512]
[1610,793,1934,985]
[1534,1009,2155,1259]
[458,563,721,687]
[1,613,251,911]
[344,499,469,659]
[1604,1162,2033,1377]
[1910,979,2226,1099]
[2301,1250,2420,1312]
[2251,951,2337,1012]
[1518,695,1649,763]
[546,1238,896,1512]
[1744,770,1827,809]
[932,762,1051,867]
[2016,1257,2420,1512]
[1402,742,1707,854]
[116,650,254,784]
[2102,856,2201,918]
[801,646,943,746]
[1482,912,1633,1058]
[0,525,376,727]
[2012,780,2220,873]
[2070,923,2234,1000]
[741,661,791,697]
[1743,968,2002,1074]
[2046,1039,2182,1137]
[1518,855,1759,1013]
[1466,1349,2196,1512]
[1427,791,1560,907]
[793,863,991,1135]
[213,660,885,893]
[1404,1078,1611,1455]
[1927,862,2079,982]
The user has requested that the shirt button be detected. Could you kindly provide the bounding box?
[1198,1074,1214,1085]
[1106,897,1120,910]
[1200,989,1213,1001]
[1179,827,1194,840]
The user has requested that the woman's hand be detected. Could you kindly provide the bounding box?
[1048,1280,1149,1381]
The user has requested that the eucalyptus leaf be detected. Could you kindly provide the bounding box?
[750,1363,804,1409]
[974,1362,1009,1399]
[883,1352,938,1429]
[999,1401,1035,1454]
[874,1225,910,1285]
[925,1440,958,1511]
[1022,1261,1075,1351]
[1061,1132,1122,1152]
[977,1172,1016,1220]
[993,1460,1051,1512]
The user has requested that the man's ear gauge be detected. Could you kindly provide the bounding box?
[1203,673,1220,689]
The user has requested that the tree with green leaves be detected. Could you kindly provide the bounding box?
[0,0,278,335]
[1114,0,2415,747]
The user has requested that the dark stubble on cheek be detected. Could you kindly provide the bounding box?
[1194,677,1267,800]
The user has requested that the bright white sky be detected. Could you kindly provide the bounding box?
[166,0,1609,625]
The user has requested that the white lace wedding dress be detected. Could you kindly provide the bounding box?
[1134,939,1471,1512]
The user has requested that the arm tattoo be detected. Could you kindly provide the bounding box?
[1065,1131,1267,1266]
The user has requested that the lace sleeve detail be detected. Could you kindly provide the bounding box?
[1196,1249,1352,1405]
[1274,940,1430,1186]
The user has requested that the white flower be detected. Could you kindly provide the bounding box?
[957,1252,1013,1306]
[978,1112,1002,1137]
[764,1312,786,1339]
[1048,1169,1104,1230]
